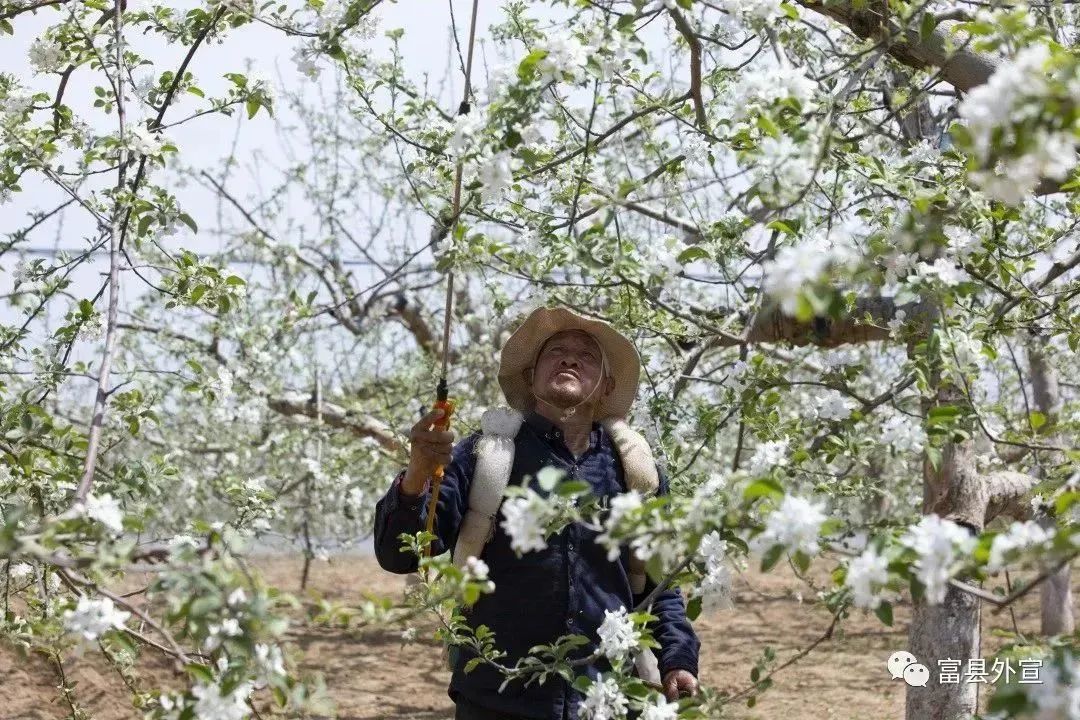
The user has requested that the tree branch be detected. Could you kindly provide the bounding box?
[266,393,402,453]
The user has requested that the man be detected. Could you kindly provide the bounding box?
[374,306,700,720]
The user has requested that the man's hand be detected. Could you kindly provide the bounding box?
[662,669,698,701]
[402,407,455,496]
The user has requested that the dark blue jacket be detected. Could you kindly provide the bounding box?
[373,411,700,720]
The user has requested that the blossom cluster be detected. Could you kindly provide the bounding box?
[760,232,859,316]
[900,515,977,604]
[752,494,827,557]
[986,521,1055,572]
[696,530,734,611]
[63,596,131,642]
[597,606,642,662]
[957,43,1080,204]
[844,546,891,610]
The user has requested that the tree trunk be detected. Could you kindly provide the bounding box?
[907,435,983,720]
[906,583,982,720]
[1028,339,1074,635]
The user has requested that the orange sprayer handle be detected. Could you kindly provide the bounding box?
[423,399,455,556]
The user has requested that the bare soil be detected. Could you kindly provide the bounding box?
[0,554,1062,720]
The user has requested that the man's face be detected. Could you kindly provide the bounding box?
[528,330,610,410]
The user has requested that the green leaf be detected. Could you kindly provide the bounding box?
[676,246,710,264]
[765,219,797,235]
[1029,411,1047,431]
[760,544,784,572]
[685,595,702,621]
[743,478,783,502]
[178,213,198,233]
[874,601,894,626]
[756,113,780,139]
[554,480,589,497]
[184,663,214,683]
[246,97,260,119]
[517,49,548,82]
[919,11,937,42]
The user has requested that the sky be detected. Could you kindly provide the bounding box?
[0,0,509,335]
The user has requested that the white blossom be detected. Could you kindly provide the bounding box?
[537,35,587,85]
[901,515,976,604]
[463,555,489,581]
[29,37,64,74]
[754,495,827,557]
[760,238,831,316]
[9,562,34,582]
[78,313,105,341]
[718,0,782,23]
[579,675,628,720]
[845,546,890,609]
[1019,654,1080,719]
[987,521,1054,572]
[957,43,1079,203]
[292,45,321,80]
[886,308,907,335]
[254,643,286,686]
[880,412,925,454]
[817,393,854,421]
[597,607,641,661]
[641,697,680,720]
[478,151,518,201]
[227,588,247,606]
[500,490,556,554]
[596,491,643,560]
[753,134,816,203]
[958,43,1051,160]
[447,112,484,157]
[127,125,165,157]
[698,531,728,569]
[1,92,33,119]
[191,680,253,720]
[729,65,816,120]
[209,366,234,400]
[947,226,981,260]
[747,439,789,478]
[63,596,131,641]
[913,258,969,287]
[724,360,750,393]
[78,493,125,535]
[696,533,734,612]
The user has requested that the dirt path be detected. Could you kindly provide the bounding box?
[0,554,1059,719]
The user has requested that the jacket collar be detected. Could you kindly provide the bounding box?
[524,410,605,453]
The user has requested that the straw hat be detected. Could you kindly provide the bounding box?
[498,306,640,419]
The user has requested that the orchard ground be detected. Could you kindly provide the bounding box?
[1,552,1059,720]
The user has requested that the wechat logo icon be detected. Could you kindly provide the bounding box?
[888,650,930,688]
